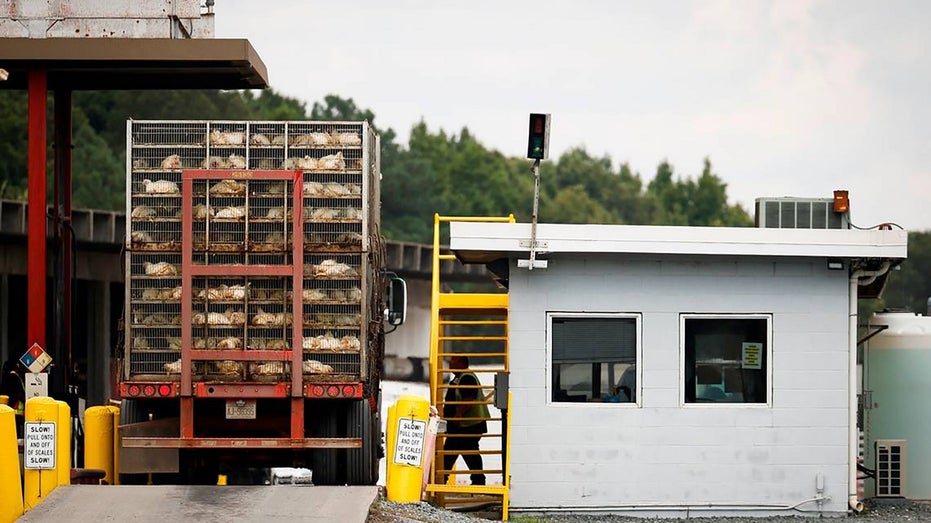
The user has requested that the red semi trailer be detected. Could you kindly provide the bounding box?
[117,120,405,485]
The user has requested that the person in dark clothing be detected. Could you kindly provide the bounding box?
[1,358,26,438]
[442,356,489,485]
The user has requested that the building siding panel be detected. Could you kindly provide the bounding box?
[506,253,850,514]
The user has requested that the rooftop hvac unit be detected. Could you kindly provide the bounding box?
[875,439,906,498]
[755,197,850,229]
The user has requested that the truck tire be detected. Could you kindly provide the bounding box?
[310,406,340,485]
[118,399,148,485]
[345,398,379,485]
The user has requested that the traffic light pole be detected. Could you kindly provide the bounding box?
[519,113,550,270]
[528,159,541,269]
[518,159,547,270]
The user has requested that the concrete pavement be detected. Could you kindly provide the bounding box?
[17,485,378,522]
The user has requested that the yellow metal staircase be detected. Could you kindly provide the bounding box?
[426,214,513,520]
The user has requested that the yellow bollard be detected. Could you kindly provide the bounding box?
[109,405,121,485]
[84,406,115,485]
[0,404,24,523]
[56,400,71,488]
[23,397,60,511]
[385,394,431,502]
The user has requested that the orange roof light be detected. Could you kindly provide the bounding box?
[833,190,849,213]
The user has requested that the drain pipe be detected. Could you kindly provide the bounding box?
[848,261,891,513]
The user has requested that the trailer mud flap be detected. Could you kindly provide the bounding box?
[119,417,180,473]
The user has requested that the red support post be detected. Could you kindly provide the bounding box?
[27,70,47,351]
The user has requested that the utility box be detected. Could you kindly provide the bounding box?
[875,439,907,498]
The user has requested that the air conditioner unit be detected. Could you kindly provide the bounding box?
[875,439,906,498]
[755,197,850,229]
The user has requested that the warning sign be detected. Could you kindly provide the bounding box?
[742,342,763,370]
[24,422,56,469]
[20,343,52,374]
[393,417,427,467]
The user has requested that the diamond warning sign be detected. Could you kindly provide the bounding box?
[20,343,52,374]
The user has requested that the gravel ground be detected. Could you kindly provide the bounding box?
[367,497,931,523]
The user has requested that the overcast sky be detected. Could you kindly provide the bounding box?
[216,0,931,230]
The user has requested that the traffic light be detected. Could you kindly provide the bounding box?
[527,113,550,160]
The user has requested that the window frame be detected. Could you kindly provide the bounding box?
[679,313,773,408]
[546,311,642,408]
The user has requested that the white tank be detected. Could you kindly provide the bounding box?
[865,312,931,499]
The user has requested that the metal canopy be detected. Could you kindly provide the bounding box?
[0,38,268,90]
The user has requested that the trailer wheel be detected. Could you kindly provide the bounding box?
[310,406,340,485]
[345,398,379,485]
[118,399,148,485]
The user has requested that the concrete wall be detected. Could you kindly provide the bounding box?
[506,253,850,515]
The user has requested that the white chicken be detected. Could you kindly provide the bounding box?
[193,337,218,349]
[317,152,344,170]
[302,181,324,196]
[216,336,242,350]
[307,259,358,278]
[250,133,271,146]
[302,288,328,302]
[333,131,361,146]
[225,308,246,325]
[310,207,339,220]
[335,314,362,326]
[214,361,243,376]
[143,261,178,277]
[132,337,149,349]
[160,286,183,301]
[271,134,287,145]
[209,179,246,196]
[132,159,148,170]
[215,206,246,219]
[336,232,364,244]
[252,307,277,326]
[201,156,229,169]
[342,207,364,220]
[323,183,351,197]
[131,205,157,219]
[302,360,334,374]
[142,179,180,194]
[265,339,289,351]
[193,204,214,220]
[138,313,167,326]
[131,231,155,244]
[252,362,285,375]
[303,332,341,351]
[207,129,246,146]
[192,311,232,325]
[227,154,247,169]
[282,156,316,170]
[164,359,184,374]
[159,155,182,170]
[340,335,361,351]
[263,207,291,220]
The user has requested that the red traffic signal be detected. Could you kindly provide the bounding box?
[527,113,551,160]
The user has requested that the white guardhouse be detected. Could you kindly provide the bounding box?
[449,222,907,517]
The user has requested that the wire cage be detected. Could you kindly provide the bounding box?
[125,120,375,383]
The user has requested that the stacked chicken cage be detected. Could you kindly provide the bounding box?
[125,120,380,384]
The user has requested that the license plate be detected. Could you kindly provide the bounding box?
[225,399,256,419]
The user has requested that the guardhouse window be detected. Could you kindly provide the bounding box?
[682,314,771,405]
[549,314,640,404]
